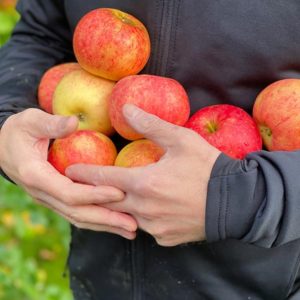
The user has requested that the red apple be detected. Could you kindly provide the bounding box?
[38,63,81,114]
[53,69,115,135]
[48,130,117,175]
[115,139,164,167]
[73,8,151,81]
[109,74,190,140]
[253,79,300,151]
[185,104,262,159]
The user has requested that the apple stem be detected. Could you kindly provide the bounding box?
[77,112,85,122]
[206,121,218,133]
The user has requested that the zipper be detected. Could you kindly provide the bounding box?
[131,1,178,299]
[131,236,139,300]
[154,0,176,76]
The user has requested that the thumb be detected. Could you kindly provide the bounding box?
[25,109,78,139]
[122,104,184,149]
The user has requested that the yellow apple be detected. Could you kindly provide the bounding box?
[38,62,81,114]
[53,69,115,135]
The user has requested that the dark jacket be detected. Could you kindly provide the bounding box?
[1,1,300,299]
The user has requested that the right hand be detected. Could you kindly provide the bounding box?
[0,108,137,239]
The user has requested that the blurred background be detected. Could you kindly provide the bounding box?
[0,1,73,299]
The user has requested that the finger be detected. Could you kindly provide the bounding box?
[34,198,136,239]
[21,108,78,139]
[33,193,137,232]
[66,164,139,191]
[122,104,186,150]
[27,162,125,205]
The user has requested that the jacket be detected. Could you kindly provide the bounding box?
[1,1,300,299]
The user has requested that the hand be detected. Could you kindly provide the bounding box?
[0,108,137,239]
[66,104,221,246]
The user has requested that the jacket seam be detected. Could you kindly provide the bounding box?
[225,176,230,239]
[153,0,164,75]
[166,0,181,78]
[161,0,172,76]
[217,177,224,240]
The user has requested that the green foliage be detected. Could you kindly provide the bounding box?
[0,8,19,47]
[0,177,73,300]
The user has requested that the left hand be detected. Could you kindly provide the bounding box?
[66,104,221,246]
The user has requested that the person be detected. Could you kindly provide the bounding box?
[1,1,300,299]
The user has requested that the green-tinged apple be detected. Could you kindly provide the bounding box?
[109,74,190,140]
[115,139,164,167]
[73,8,151,81]
[185,104,262,159]
[48,130,117,175]
[53,69,115,135]
[38,62,81,114]
[253,78,300,151]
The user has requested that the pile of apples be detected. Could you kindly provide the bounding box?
[38,8,300,175]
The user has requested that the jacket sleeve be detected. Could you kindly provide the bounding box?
[0,0,74,181]
[0,0,74,128]
[206,150,300,248]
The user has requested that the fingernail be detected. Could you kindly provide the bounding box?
[122,231,136,240]
[111,191,125,201]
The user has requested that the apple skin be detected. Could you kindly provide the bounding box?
[53,69,115,136]
[38,63,81,114]
[185,104,262,159]
[253,79,300,151]
[48,130,117,175]
[73,8,151,81]
[0,0,17,9]
[115,139,164,167]
[109,74,190,140]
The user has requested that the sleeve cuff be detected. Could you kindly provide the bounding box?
[205,153,264,243]
[0,114,16,183]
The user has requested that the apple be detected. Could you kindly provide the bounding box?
[109,74,190,140]
[73,8,151,81]
[38,62,81,114]
[53,69,115,135]
[48,130,117,175]
[185,104,262,159]
[253,78,300,151]
[115,139,164,167]
[0,0,17,9]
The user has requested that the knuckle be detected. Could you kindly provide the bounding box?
[134,175,156,195]
[93,168,109,186]
[44,122,56,137]
[19,108,37,123]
